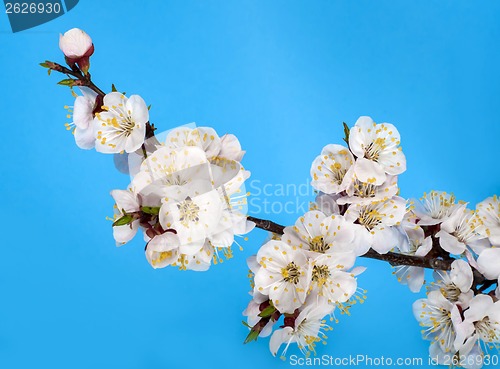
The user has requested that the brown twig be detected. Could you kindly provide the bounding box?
[45,61,105,97]
[247,215,454,271]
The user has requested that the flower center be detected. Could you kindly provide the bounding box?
[309,236,330,253]
[312,265,330,286]
[420,303,454,349]
[364,137,386,161]
[281,262,301,284]
[328,161,346,184]
[475,317,499,342]
[439,283,461,303]
[99,104,137,137]
[422,191,456,219]
[358,205,383,231]
[164,173,188,186]
[152,251,174,266]
[451,211,483,243]
[353,180,377,198]
[177,197,200,227]
[121,117,136,137]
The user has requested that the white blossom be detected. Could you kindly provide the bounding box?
[436,205,489,255]
[413,290,463,355]
[160,188,224,254]
[131,145,251,255]
[242,294,275,338]
[110,189,141,246]
[164,126,221,159]
[348,116,406,184]
[310,144,354,194]
[131,146,211,206]
[337,165,399,205]
[145,232,180,268]
[282,211,356,257]
[269,300,333,357]
[429,259,474,306]
[454,294,500,364]
[344,197,407,255]
[253,240,311,314]
[308,251,358,303]
[68,87,98,149]
[412,191,458,226]
[94,92,148,153]
[394,224,432,293]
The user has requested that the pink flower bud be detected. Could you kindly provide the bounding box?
[59,28,93,59]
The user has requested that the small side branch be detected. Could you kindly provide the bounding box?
[43,61,105,97]
[247,216,286,235]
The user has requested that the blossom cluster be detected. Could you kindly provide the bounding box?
[111,126,254,271]
[244,117,500,363]
[46,28,500,366]
[58,29,254,271]
[244,116,407,356]
[243,211,366,357]
[411,194,500,367]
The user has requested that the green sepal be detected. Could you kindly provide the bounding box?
[141,206,160,215]
[112,214,134,227]
[343,122,350,145]
[258,304,276,318]
[57,79,76,86]
[243,329,260,344]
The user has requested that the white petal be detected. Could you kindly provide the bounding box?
[415,236,433,257]
[406,267,425,293]
[348,116,375,158]
[476,248,500,280]
[127,95,149,125]
[74,125,95,150]
[450,259,473,292]
[219,134,245,161]
[110,189,140,213]
[103,92,126,107]
[73,95,95,129]
[372,227,401,254]
[269,327,293,357]
[436,230,466,254]
[378,148,406,175]
[113,220,139,246]
[350,225,373,256]
[352,157,386,185]
[59,28,92,58]
[124,120,146,153]
[464,294,493,322]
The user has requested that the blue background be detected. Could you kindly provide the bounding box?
[1,1,500,368]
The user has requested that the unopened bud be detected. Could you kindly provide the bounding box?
[59,28,94,74]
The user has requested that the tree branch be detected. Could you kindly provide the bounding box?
[247,215,453,271]
[43,61,105,97]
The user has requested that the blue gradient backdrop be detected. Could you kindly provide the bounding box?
[1,1,499,368]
